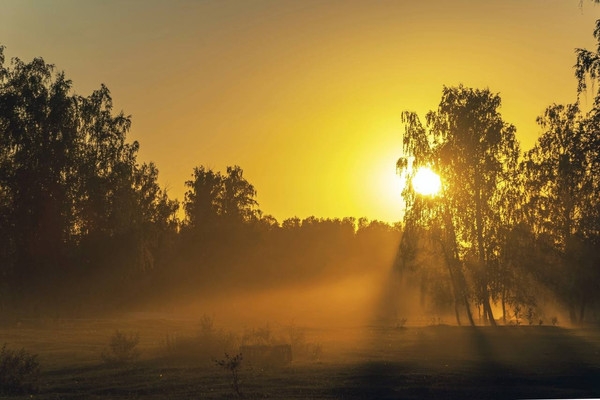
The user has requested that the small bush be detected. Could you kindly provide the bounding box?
[0,344,40,394]
[101,330,140,365]
[215,353,243,397]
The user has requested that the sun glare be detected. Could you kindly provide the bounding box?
[412,167,441,196]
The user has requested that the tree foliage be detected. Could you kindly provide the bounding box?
[395,16,600,325]
[0,46,177,310]
[398,86,520,326]
[521,102,600,323]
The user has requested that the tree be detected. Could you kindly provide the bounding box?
[0,49,80,292]
[0,45,177,310]
[522,103,600,324]
[129,162,179,272]
[183,165,259,231]
[183,166,223,233]
[221,165,259,223]
[397,85,520,326]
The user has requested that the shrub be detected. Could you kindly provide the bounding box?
[0,344,40,394]
[101,330,140,365]
[215,353,243,397]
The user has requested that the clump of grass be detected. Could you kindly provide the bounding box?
[215,352,243,397]
[0,344,40,394]
[101,330,140,365]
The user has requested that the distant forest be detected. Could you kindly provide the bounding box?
[1,16,599,325]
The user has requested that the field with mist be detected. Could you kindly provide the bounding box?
[3,3,600,398]
[1,268,599,399]
[2,311,599,399]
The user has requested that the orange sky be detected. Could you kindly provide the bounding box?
[1,1,599,223]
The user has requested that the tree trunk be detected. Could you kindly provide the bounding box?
[445,261,462,326]
[501,285,507,324]
[454,299,462,326]
[474,174,496,326]
[464,296,475,326]
[442,208,475,326]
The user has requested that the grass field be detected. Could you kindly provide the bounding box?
[1,317,599,399]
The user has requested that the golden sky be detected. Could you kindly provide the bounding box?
[1,0,599,223]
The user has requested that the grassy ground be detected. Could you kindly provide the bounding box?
[0,318,599,399]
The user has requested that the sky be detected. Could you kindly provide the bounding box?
[1,0,599,223]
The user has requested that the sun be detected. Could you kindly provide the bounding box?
[412,167,441,196]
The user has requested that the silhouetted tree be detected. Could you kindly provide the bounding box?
[522,103,600,324]
[183,166,223,234]
[221,166,259,223]
[397,110,474,326]
[0,49,80,296]
[0,46,177,311]
[183,165,258,231]
[398,86,520,326]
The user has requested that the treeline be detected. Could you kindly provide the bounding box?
[397,23,600,326]
[3,16,600,325]
[0,46,401,316]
